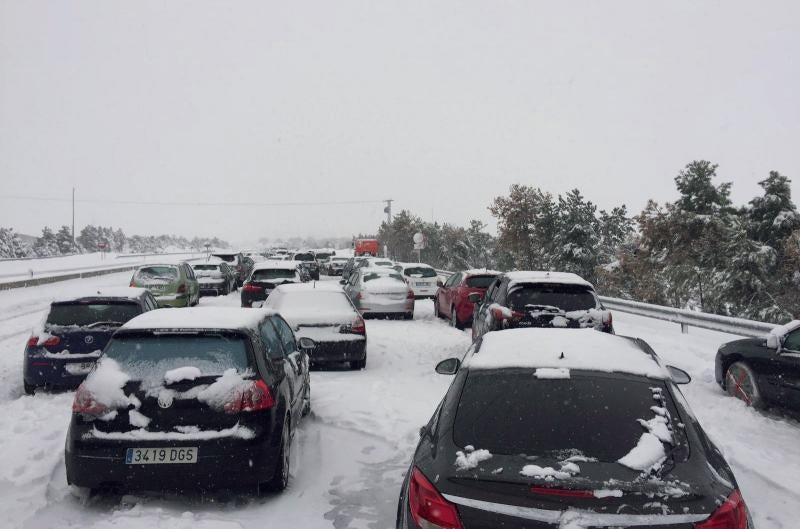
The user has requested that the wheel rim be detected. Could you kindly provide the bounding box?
[281,424,290,485]
[726,364,756,405]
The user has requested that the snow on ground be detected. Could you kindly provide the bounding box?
[0,274,798,528]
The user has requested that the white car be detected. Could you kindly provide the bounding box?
[395,262,440,299]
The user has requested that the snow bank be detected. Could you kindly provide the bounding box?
[467,328,667,379]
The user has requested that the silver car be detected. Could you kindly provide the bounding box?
[343,267,414,319]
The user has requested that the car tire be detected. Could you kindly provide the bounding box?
[450,307,463,330]
[724,361,765,408]
[23,381,35,395]
[263,418,291,492]
[434,297,442,318]
[352,354,367,370]
[301,382,311,416]
[403,312,413,320]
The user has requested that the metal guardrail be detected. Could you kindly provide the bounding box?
[434,268,776,338]
[0,265,138,291]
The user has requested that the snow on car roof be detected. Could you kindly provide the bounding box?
[505,271,594,289]
[769,320,800,338]
[462,268,501,277]
[186,257,225,266]
[121,307,277,331]
[396,262,435,269]
[53,287,150,303]
[360,266,400,275]
[252,260,301,271]
[468,328,666,379]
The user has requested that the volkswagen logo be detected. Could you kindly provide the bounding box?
[158,391,174,409]
[84,335,94,345]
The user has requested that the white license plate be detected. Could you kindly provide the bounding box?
[416,282,431,287]
[125,447,198,465]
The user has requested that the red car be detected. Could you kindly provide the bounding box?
[434,269,500,329]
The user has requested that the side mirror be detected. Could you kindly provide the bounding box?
[766,334,780,350]
[666,365,691,385]
[298,337,316,350]
[419,425,427,438]
[339,279,347,285]
[436,279,443,287]
[435,357,460,375]
[467,292,483,304]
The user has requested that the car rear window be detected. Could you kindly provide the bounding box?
[103,333,250,383]
[46,302,141,327]
[508,284,597,312]
[316,253,332,259]
[192,264,220,271]
[135,266,178,282]
[466,275,497,288]
[294,253,314,261]
[453,371,669,462]
[270,291,354,313]
[252,269,297,281]
[212,254,237,263]
[363,272,404,282]
[403,267,437,278]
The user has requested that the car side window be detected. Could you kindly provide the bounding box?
[144,294,157,311]
[784,329,800,352]
[484,278,500,302]
[495,279,509,305]
[186,266,196,280]
[444,273,458,288]
[260,320,286,361]
[271,316,297,354]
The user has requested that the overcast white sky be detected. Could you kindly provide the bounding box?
[1,1,798,244]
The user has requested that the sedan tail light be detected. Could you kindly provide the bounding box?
[407,290,415,299]
[408,467,463,529]
[242,283,264,293]
[177,283,187,294]
[224,380,275,413]
[694,489,749,529]
[351,317,366,334]
[33,336,60,348]
[72,384,108,417]
[26,336,39,348]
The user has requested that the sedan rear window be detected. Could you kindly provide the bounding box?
[363,272,404,282]
[293,253,315,261]
[466,275,497,288]
[508,284,597,312]
[453,371,669,462]
[47,302,141,327]
[103,334,250,384]
[403,267,437,278]
[252,269,297,281]
[135,266,178,282]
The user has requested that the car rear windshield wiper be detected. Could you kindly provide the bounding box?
[85,320,124,328]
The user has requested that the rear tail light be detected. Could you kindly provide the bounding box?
[26,336,39,348]
[351,317,366,334]
[72,384,108,417]
[177,283,187,294]
[694,489,749,529]
[224,380,275,413]
[41,336,60,348]
[355,292,362,301]
[243,283,264,293]
[407,290,415,299]
[129,280,135,287]
[491,307,506,320]
[603,311,613,331]
[408,467,463,529]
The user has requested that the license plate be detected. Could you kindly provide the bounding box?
[415,282,428,287]
[125,447,198,465]
[65,362,95,376]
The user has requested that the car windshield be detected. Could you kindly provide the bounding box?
[252,269,297,281]
[509,284,597,312]
[466,275,497,288]
[453,371,670,462]
[403,267,436,278]
[103,333,250,385]
[46,302,141,327]
[294,253,314,261]
[135,266,178,283]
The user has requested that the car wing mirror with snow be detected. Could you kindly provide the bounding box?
[766,334,781,350]
[666,365,691,385]
[435,357,460,375]
[298,337,316,350]
[467,292,483,304]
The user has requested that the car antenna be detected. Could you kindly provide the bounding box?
[559,352,565,359]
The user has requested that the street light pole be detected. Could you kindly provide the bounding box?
[72,187,76,249]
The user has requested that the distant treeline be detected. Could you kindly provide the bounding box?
[377,160,800,323]
[0,224,229,258]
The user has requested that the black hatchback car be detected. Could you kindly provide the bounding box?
[398,329,753,529]
[716,320,800,411]
[470,271,613,341]
[23,287,158,394]
[65,307,314,493]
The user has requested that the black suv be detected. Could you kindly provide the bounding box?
[212,252,254,287]
[292,251,319,280]
[471,271,612,341]
[397,328,753,529]
[65,307,314,493]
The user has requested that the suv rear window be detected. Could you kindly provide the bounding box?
[403,267,437,278]
[103,333,250,383]
[252,269,297,281]
[192,264,220,271]
[453,371,669,462]
[47,302,141,327]
[135,266,178,282]
[293,253,314,261]
[508,284,597,312]
[212,254,237,263]
[466,275,496,288]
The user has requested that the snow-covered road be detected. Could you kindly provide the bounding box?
[0,273,798,528]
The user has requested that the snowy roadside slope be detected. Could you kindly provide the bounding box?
[614,312,800,528]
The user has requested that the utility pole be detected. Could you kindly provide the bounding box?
[384,199,393,224]
[72,187,76,249]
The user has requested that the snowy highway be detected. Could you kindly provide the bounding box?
[1,273,799,529]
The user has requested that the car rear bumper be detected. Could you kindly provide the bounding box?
[24,355,97,389]
[358,299,414,316]
[309,338,366,364]
[155,294,191,308]
[65,429,280,490]
[240,290,272,307]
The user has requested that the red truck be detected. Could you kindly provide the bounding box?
[354,238,380,257]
